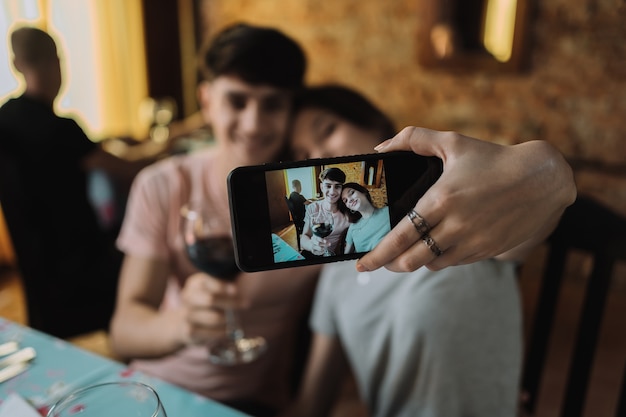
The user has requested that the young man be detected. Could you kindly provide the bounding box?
[108,23,319,417]
[299,168,350,257]
[285,84,575,417]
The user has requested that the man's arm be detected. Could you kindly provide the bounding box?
[108,255,188,359]
[108,255,237,359]
[82,145,154,181]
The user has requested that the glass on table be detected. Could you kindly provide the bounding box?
[180,201,267,365]
[46,381,167,417]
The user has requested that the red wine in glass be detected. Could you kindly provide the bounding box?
[312,223,333,239]
[186,237,239,281]
[181,203,267,365]
[311,209,334,256]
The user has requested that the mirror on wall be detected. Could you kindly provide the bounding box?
[417,0,532,72]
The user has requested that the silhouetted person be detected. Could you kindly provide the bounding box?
[0,26,131,338]
[288,179,308,250]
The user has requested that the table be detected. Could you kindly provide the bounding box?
[0,318,248,416]
[272,233,305,263]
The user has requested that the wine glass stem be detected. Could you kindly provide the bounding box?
[225,308,244,341]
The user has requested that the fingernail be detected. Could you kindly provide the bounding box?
[355,262,370,272]
[374,139,391,152]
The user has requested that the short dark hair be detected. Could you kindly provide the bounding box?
[293,84,396,140]
[198,22,306,90]
[11,26,57,67]
[319,167,346,184]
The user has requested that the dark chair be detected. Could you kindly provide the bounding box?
[285,196,305,251]
[619,363,626,417]
[521,195,626,417]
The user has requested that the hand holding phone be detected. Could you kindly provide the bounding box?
[227,151,442,272]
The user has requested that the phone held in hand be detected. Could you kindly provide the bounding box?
[227,151,442,272]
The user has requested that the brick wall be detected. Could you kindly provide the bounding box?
[326,161,388,208]
[198,0,626,216]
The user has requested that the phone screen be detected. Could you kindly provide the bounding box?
[228,151,442,272]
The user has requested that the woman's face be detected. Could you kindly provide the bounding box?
[290,107,383,160]
[320,179,343,204]
[342,187,368,212]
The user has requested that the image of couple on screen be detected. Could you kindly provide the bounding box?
[275,163,390,262]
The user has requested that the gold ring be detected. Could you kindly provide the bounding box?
[407,209,431,236]
[422,233,443,256]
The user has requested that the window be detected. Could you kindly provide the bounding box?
[1,0,149,140]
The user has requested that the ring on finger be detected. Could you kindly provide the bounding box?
[421,233,443,257]
[407,209,431,236]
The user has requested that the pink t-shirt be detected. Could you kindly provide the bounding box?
[117,148,319,410]
[304,200,350,254]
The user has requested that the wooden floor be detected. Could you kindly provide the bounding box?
[274,223,299,249]
[1,242,625,416]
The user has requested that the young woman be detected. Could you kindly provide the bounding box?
[339,182,390,254]
[286,85,524,417]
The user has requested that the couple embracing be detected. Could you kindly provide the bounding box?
[299,167,389,258]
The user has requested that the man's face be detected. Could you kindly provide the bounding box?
[320,179,343,204]
[199,75,292,166]
[290,107,383,160]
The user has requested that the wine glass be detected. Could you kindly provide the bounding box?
[180,202,267,365]
[46,381,167,417]
[311,208,334,256]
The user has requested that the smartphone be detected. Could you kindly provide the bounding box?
[227,151,442,272]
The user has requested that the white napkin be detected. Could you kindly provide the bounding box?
[0,392,41,417]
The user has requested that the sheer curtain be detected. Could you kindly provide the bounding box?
[0,0,149,139]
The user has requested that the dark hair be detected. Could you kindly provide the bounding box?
[293,84,396,139]
[11,26,57,67]
[319,167,346,184]
[198,23,306,90]
[340,182,374,223]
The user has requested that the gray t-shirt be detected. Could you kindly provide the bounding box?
[311,259,521,417]
[345,206,391,253]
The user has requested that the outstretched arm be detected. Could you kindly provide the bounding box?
[356,127,576,272]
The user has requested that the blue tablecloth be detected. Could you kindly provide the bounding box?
[272,233,305,263]
[0,318,248,416]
